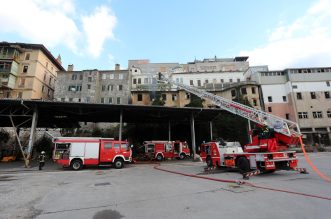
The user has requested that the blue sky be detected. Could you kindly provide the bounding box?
[1,0,331,70]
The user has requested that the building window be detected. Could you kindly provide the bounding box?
[162,94,167,100]
[296,92,302,100]
[119,74,124,80]
[101,98,105,103]
[118,85,123,91]
[229,79,233,83]
[138,78,141,84]
[79,74,83,80]
[286,113,290,120]
[109,74,114,79]
[23,65,28,73]
[268,96,272,102]
[102,85,106,91]
[102,74,106,80]
[72,74,77,80]
[231,90,236,97]
[197,80,201,86]
[186,93,190,99]
[88,77,92,82]
[61,98,65,102]
[283,96,287,102]
[144,78,148,84]
[46,62,48,68]
[324,91,330,99]
[221,79,224,83]
[108,84,113,91]
[47,89,51,97]
[19,78,25,87]
[292,85,298,89]
[117,97,121,104]
[251,87,256,94]
[138,94,143,101]
[205,79,208,84]
[49,77,52,85]
[268,107,272,112]
[42,85,45,92]
[326,81,330,87]
[133,78,137,84]
[190,80,193,85]
[241,88,247,95]
[87,84,91,89]
[237,78,240,82]
[172,94,177,101]
[86,97,90,103]
[17,92,23,98]
[310,92,316,99]
[108,97,113,104]
[43,73,47,81]
[312,111,323,118]
[327,110,331,118]
[253,99,257,106]
[25,53,30,60]
[298,112,308,119]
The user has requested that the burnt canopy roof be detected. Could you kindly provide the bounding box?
[0,99,223,128]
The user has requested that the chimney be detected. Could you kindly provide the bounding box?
[67,64,74,71]
[115,63,120,70]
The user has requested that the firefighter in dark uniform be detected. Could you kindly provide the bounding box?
[38,151,46,170]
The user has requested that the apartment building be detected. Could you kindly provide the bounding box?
[130,57,261,108]
[247,66,331,145]
[0,42,64,100]
[54,64,130,105]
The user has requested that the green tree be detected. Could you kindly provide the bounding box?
[185,94,204,108]
[151,92,165,106]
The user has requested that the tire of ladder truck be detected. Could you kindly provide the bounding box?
[71,159,83,171]
[156,154,163,162]
[236,157,250,173]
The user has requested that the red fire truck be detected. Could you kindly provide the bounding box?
[143,140,190,161]
[157,73,306,176]
[200,134,299,174]
[53,137,132,170]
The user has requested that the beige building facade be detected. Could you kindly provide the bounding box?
[0,42,64,100]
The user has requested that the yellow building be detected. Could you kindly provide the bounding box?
[0,42,64,100]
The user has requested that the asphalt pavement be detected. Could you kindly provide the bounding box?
[0,153,330,219]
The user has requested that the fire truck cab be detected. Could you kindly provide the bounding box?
[143,140,190,161]
[53,137,132,170]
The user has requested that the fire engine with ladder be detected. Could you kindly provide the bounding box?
[157,73,307,178]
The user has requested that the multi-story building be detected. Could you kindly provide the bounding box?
[247,66,331,145]
[54,64,130,105]
[0,42,64,100]
[130,57,258,108]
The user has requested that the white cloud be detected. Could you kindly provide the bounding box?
[240,0,331,69]
[82,6,117,58]
[0,0,117,58]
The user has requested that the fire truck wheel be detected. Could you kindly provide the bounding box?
[114,158,124,169]
[237,157,250,173]
[156,154,163,161]
[71,159,83,171]
[180,153,186,160]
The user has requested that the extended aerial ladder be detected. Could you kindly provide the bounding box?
[157,73,301,147]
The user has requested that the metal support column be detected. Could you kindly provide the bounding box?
[190,112,196,158]
[248,119,252,143]
[119,110,123,141]
[27,107,38,160]
[209,121,213,141]
[168,121,171,141]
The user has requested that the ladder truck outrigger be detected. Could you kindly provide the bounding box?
[157,73,307,179]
